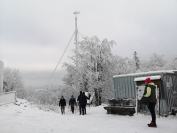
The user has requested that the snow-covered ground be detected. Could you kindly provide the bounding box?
[0,99,177,133]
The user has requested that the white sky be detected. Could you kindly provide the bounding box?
[0,0,177,72]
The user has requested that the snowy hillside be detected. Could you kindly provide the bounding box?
[0,99,177,133]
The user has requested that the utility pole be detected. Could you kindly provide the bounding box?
[73,11,80,60]
[73,11,80,90]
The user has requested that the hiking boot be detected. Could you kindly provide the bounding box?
[148,122,157,127]
[147,121,152,126]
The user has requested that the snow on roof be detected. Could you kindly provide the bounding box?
[134,75,161,82]
[113,70,176,78]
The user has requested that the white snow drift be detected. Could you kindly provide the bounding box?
[0,99,176,133]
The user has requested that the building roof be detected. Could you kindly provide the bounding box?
[134,75,161,82]
[113,70,176,78]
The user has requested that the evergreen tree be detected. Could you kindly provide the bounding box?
[133,51,140,71]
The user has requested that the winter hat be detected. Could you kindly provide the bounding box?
[144,77,151,84]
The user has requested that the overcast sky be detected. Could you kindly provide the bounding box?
[0,0,177,72]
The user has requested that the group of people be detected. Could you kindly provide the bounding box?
[77,91,89,115]
[59,77,157,128]
[58,91,89,115]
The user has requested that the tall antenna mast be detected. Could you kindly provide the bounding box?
[73,11,80,65]
[73,11,80,91]
[73,11,79,50]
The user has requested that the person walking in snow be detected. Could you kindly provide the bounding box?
[77,91,83,115]
[69,95,77,114]
[77,91,90,115]
[59,96,66,114]
[141,77,157,127]
[82,92,89,115]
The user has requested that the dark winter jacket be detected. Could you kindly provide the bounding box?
[77,93,89,106]
[77,94,83,105]
[82,94,89,106]
[69,97,76,107]
[141,82,157,104]
[59,98,66,107]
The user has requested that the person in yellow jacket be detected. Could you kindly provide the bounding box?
[141,77,157,127]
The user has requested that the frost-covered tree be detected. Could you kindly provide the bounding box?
[143,53,166,71]
[133,51,140,71]
[113,56,136,74]
[169,57,177,70]
[3,68,24,97]
[3,68,23,91]
[63,36,117,105]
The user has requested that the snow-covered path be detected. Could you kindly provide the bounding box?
[0,100,177,133]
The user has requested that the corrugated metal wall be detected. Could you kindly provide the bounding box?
[114,73,156,99]
[172,74,177,107]
[161,74,177,114]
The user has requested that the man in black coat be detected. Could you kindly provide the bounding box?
[82,92,89,115]
[59,96,66,114]
[77,91,83,115]
[69,95,77,114]
[77,91,89,115]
